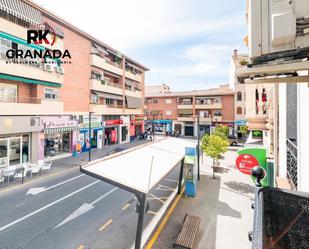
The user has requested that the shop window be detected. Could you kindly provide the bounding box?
[237,92,242,101]
[165,99,172,104]
[44,88,59,100]
[237,107,242,114]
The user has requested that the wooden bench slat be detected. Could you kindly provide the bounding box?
[174,214,201,248]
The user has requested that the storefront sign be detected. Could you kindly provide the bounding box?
[80,115,102,129]
[236,154,259,175]
[235,120,247,126]
[104,120,123,126]
[45,120,77,129]
[131,115,144,122]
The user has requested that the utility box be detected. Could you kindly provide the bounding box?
[184,147,198,197]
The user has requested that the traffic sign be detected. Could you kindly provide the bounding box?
[236,154,259,175]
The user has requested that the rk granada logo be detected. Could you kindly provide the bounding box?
[27,23,56,46]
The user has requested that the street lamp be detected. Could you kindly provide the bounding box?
[88,112,94,162]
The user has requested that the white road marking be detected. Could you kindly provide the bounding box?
[156,184,176,191]
[0,180,100,232]
[26,174,85,195]
[163,178,178,183]
[54,187,118,229]
[148,193,166,204]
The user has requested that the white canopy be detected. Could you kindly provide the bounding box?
[81,138,197,194]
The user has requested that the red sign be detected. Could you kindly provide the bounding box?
[236,154,259,175]
[104,120,123,126]
[111,130,117,142]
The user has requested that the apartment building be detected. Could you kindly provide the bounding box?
[243,0,309,192]
[229,50,249,140]
[145,85,235,137]
[0,0,147,168]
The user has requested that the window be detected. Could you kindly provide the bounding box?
[44,88,59,100]
[236,107,242,115]
[91,71,103,80]
[147,98,152,103]
[165,110,172,116]
[153,99,158,104]
[237,92,242,101]
[214,98,221,103]
[0,83,17,102]
[213,110,222,116]
[165,99,172,104]
[91,94,99,104]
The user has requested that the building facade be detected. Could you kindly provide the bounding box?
[0,0,147,168]
[145,85,235,137]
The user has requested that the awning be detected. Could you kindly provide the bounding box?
[92,43,108,56]
[0,31,44,51]
[44,126,79,134]
[126,96,142,109]
[0,74,62,87]
[93,91,123,101]
[106,48,122,58]
[44,23,64,38]
[0,0,43,26]
[104,70,121,79]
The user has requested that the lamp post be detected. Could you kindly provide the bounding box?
[197,114,200,181]
[88,112,94,162]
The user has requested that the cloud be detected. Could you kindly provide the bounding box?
[32,0,244,52]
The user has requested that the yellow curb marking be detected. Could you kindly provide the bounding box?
[77,245,84,249]
[122,203,130,211]
[145,188,184,249]
[99,219,113,232]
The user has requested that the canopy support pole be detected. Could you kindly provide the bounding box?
[134,192,147,249]
[178,159,184,194]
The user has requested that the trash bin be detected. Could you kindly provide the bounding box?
[252,187,309,249]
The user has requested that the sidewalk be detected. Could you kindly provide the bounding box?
[0,139,149,191]
[152,149,255,249]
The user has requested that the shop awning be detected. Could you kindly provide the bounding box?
[93,91,123,101]
[0,0,43,26]
[126,96,142,109]
[0,74,62,87]
[44,126,79,134]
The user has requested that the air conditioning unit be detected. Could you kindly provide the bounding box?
[56,67,65,74]
[43,64,53,72]
[248,0,309,63]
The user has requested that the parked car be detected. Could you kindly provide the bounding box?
[228,135,238,146]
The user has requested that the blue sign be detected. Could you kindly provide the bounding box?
[235,120,247,126]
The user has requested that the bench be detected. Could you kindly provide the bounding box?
[173,214,201,249]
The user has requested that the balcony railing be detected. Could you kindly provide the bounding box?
[287,139,298,189]
[106,103,123,108]
[0,95,41,104]
[107,81,122,89]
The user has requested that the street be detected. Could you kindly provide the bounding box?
[0,149,181,249]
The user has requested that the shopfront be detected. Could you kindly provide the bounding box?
[235,120,247,139]
[43,117,78,159]
[130,115,145,139]
[79,115,103,152]
[0,116,42,168]
[120,116,130,143]
[103,119,123,146]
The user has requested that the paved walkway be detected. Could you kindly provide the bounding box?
[152,149,255,249]
[0,139,149,191]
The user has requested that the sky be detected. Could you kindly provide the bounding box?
[33,0,248,91]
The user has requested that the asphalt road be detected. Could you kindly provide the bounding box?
[0,158,180,249]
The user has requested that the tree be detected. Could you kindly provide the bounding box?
[201,134,229,179]
[212,125,229,139]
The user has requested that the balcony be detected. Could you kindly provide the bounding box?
[124,108,144,115]
[90,54,123,76]
[287,139,298,190]
[195,102,222,109]
[0,60,63,84]
[177,103,193,109]
[125,70,142,82]
[177,115,195,122]
[90,104,123,115]
[125,85,142,98]
[90,79,123,96]
[0,96,64,115]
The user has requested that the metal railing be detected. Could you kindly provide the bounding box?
[0,95,41,104]
[287,139,298,189]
